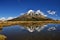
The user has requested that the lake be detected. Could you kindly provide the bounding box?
[0,23,60,40]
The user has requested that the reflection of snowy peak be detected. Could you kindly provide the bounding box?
[26,26,35,32]
[25,25,47,32]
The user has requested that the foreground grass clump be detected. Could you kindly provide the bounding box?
[0,34,7,40]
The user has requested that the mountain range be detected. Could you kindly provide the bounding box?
[8,10,54,21]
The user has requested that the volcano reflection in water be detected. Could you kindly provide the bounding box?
[0,23,60,40]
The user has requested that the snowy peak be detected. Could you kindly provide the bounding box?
[27,10,35,15]
[0,17,6,21]
[35,10,41,14]
[0,17,14,21]
[35,10,43,15]
[27,10,34,13]
[26,10,47,17]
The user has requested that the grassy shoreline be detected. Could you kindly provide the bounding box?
[0,21,60,28]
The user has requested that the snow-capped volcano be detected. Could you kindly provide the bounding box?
[8,10,53,21]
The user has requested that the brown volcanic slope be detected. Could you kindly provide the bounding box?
[8,13,53,21]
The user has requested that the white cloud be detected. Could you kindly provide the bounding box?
[47,10,56,15]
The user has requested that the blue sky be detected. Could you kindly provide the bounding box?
[0,0,60,20]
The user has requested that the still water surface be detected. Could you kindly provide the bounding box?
[0,24,60,40]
